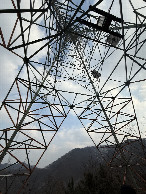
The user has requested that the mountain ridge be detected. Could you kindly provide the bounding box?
[0,138,145,193]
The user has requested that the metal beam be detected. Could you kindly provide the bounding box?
[112,23,146,30]
[89,6,123,23]
[78,18,124,38]
[0,9,47,13]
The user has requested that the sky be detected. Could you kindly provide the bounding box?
[0,0,146,168]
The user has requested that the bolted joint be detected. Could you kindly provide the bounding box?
[23,57,29,64]
[69,104,75,109]
[111,96,115,101]
[125,80,130,86]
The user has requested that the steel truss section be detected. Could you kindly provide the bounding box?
[0,0,146,193]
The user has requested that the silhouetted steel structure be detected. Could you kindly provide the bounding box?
[0,0,146,193]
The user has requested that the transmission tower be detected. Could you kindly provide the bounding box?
[0,0,146,193]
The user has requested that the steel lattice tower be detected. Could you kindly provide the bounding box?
[0,0,146,193]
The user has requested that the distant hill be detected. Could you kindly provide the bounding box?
[0,138,146,193]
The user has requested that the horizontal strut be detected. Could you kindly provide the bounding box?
[0,9,47,13]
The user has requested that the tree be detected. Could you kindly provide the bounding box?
[64,164,121,194]
[65,177,75,194]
